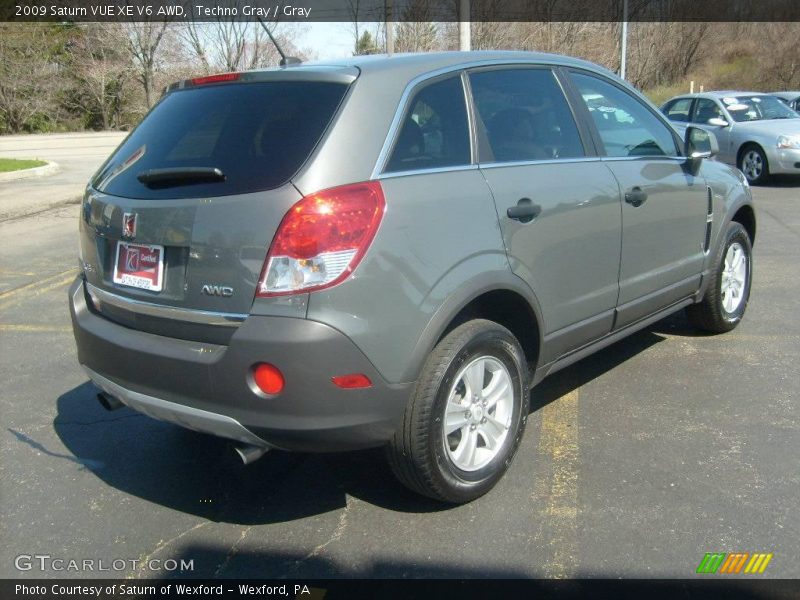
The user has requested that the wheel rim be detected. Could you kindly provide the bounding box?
[721,242,747,314]
[442,356,514,472]
[742,150,763,181]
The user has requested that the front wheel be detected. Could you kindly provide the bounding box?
[387,319,529,503]
[686,221,752,333]
[738,145,769,185]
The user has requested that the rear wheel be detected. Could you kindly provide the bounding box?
[738,144,769,185]
[686,221,752,333]
[387,319,529,503]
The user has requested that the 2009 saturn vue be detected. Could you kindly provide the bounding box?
[70,51,756,503]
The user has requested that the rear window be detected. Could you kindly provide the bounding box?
[93,81,349,199]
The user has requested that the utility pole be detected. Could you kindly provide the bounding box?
[620,0,628,79]
[459,0,471,51]
[385,0,394,55]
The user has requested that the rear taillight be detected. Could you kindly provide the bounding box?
[256,181,385,297]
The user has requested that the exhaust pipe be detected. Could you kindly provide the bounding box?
[97,391,124,411]
[234,444,270,465]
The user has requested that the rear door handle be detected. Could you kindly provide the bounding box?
[507,198,541,223]
[624,187,648,207]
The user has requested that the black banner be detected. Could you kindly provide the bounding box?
[2,579,800,600]
[3,0,800,23]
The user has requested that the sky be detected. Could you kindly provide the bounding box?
[294,22,366,60]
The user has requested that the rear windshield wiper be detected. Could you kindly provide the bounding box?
[137,167,225,187]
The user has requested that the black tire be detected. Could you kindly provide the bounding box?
[387,319,530,503]
[686,221,752,333]
[738,144,769,185]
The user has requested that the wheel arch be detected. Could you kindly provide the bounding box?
[737,141,768,170]
[731,203,756,244]
[405,272,545,383]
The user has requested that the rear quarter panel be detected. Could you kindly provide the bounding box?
[305,169,512,384]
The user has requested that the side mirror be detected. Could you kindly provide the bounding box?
[685,126,719,160]
[707,117,729,127]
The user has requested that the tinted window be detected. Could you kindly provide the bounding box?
[469,68,585,162]
[572,73,678,158]
[692,99,725,124]
[93,81,348,199]
[664,98,693,122]
[385,76,470,173]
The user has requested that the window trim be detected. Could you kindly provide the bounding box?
[565,68,685,159]
[376,70,474,178]
[464,64,597,166]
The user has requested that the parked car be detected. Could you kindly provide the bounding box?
[770,91,800,112]
[661,91,800,184]
[70,52,756,503]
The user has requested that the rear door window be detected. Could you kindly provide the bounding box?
[664,98,693,122]
[385,75,471,173]
[692,99,725,124]
[93,81,349,199]
[469,68,585,162]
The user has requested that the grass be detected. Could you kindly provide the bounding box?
[0,158,47,173]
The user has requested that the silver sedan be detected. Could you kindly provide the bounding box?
[661,91,800,184]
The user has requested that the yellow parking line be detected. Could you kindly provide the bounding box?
[0,324,73,333]
[536,388,580,578]
[0,270,76,311]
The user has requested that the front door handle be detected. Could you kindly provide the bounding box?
[624,187,648,207]
[507,198,541,223]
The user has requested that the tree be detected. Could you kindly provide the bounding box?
[393,0,439,52]
[123,20,170,108]
[182,21,305,73]
[355,30,379,55]
[65,24,133,130]
[0,24,64,133]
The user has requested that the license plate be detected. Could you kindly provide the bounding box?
[113,242,164,292]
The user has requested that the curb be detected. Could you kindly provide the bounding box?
[0,160,60,182]
[0,195,81,223]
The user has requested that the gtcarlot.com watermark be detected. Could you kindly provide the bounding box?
[14,554,194,573]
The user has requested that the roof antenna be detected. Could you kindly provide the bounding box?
[256,18,302,67]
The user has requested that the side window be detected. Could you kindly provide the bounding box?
[385,76,470,173]
[469,68,585,162]
[692,99,725,124]
[664,98,693,122]
[571,72,678,158]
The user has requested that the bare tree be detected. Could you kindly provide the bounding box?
[181,21,304,73]
[123,20,170,107]
[65,24,133,130]
[392,0,440,53]
[0,24,62,132]
[757,22,800,89]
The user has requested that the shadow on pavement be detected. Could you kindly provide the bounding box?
[51,323,673,525]
[168,545,794,598]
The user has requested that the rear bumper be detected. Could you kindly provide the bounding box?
[69,278,413,452]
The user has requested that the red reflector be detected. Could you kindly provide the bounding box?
[252,363,284,395]
[331,374,372,389]
[191,72,240,86]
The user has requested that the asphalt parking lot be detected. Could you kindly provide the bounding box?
[0,143,798,579]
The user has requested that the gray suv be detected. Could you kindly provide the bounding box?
[70,51,756,503]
